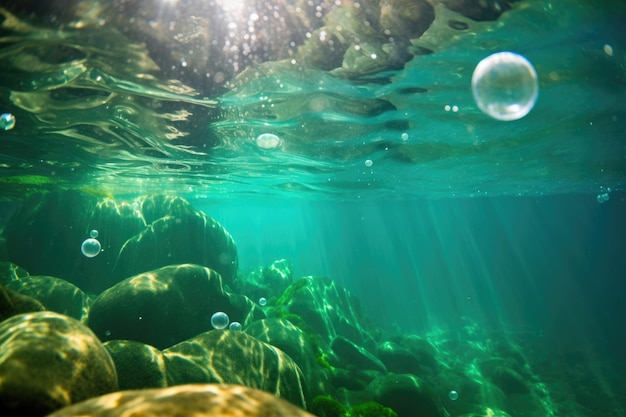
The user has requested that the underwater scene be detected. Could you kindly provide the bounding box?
[0,0,625,416]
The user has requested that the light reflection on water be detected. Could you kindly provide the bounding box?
[0,0,624,200]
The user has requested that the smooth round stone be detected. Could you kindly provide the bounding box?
[472,51,538,121]
[81,238,102,258]
[210,312,229,330]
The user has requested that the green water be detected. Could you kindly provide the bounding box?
[0,0,624,199]
[1,1,625,416]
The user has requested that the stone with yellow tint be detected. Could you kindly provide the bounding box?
[164,330,308,409]
[0,311,118,416]
[87,264,265,350]
[47,384,316,417]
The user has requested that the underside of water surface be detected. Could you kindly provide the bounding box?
[0,0,623,199]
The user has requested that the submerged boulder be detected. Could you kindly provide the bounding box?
[104,340,168,390]
[331,335,387,374]
[113,195,238,287]
[164,330,309,409]
[245,317,330,397]
[274,276,381,348]
[46,384,316,417]
[0,191,238,293]
[87,263,264,349]
[348,373,444,417]
[5,275,91,322]
[0,311,118,416]
[0,283,45,322]
[235,259,294,303]
[0,261,29,285]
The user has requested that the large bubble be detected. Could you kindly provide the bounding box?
[211,312,230,329]
[471,52,538,121]
[81,238,101,258]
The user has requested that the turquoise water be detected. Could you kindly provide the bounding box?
[1,0,626,416]
[0,0,624,198]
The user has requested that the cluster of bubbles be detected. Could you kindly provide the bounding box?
[471,51,538,121]
[258,297,267,306]
[596,192,610,204]
[210,311,242,331]
[81,229,101,258]
[0,113,16,130]
[255,133,282,150]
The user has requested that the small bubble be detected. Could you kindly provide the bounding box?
[604,44,613,56]
[365,159,373,168]
[0,113,16,130]
[89,229,99,238]
[401,132,409,141]
[255,133,282,150]
[449,390,459,401]
[229,321,242,331]
[258,297,267,306]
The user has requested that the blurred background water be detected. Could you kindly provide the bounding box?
[1,0,626,415]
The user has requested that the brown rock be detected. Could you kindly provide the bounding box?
[0,312,118,416]
[47,384,316,417]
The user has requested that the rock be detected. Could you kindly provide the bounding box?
[0,191,101,291]
[0,261,29,285]
[245,318,329,396]
[87,264,264,349]
[275,276,381,349]
[5,275,91,321]
[104,340,167,390]
[378,335,440,377]
[0,192,237,293]
[491,366,530,395]
[0,311,118,416]
[113,195,238,287]
[236,259,294,302]
[164,330,308,409]
[0,284,45,321]
[331,335,387,374]
[298,0,434,78]
[350,373,445,417]
[377,340,421,375]
[435,0,512,21]
[46,384,316,417]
